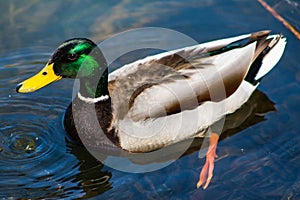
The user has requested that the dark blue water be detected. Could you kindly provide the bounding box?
[0,0,299,199]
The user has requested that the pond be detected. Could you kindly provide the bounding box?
[0,0,299,199]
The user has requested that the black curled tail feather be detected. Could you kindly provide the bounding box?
[245,33,283,85]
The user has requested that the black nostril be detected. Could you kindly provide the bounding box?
[16,84,22,93]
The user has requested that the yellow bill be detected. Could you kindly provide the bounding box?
[16,63,62,93]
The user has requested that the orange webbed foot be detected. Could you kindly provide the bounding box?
[197,133,219,189]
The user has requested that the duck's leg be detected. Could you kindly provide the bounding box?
[197,133,219,189]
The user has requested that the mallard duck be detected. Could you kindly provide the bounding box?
[16,30,286,189]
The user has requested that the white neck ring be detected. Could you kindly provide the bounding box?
[78,92,109,103]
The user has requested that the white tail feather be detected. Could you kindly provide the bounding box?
[255,35,287,80]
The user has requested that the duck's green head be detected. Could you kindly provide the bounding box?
[16,38,107,93]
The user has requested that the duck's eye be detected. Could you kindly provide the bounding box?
[42,72,48,76]
[68,53,78,61]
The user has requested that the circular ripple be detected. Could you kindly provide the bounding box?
[0,96,67,188]
[0,119,59,164]
[2,127,46,160]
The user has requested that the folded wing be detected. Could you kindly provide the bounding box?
[108,31,273,121]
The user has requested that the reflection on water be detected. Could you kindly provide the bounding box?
[0,0,299,199]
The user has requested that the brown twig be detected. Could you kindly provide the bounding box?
[257,0,300,40]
